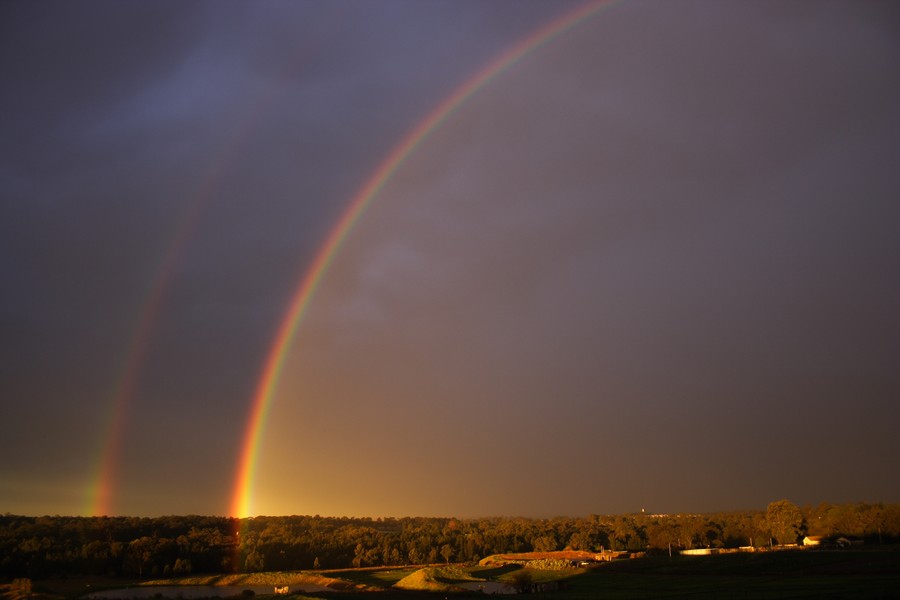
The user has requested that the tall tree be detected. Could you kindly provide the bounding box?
[766,500,803,546]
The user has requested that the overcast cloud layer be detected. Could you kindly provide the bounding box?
[2,0,899,518]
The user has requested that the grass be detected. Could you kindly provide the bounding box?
[465,564,518,579]
[143,571,372,592]
[324,568,417,588]
[536,550,900,600]
[26,548,900,600]
[26,577,138,600]
[555,570,900,599]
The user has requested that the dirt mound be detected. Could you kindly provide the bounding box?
[393,568,469,593]
[480,550,597,565]
[284,573,369,591]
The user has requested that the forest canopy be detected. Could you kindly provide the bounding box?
[2,501,897,579]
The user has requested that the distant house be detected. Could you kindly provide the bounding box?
[274,586,289,595]
[593,551,629,562]
[803,535,864,549]
[680,548,721,556]
[803,536,823,547]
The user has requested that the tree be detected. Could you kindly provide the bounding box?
[440,544,454,563]
[766,500,802,546]
[173,558,191,574]
[566,531,593,552]
[124,537,155,577]
[352,543,365,568]
[608,516,643,551]
[645,521,679,558]
[244,549,264,572]
[531,535,557,553]
[862,503,886,544]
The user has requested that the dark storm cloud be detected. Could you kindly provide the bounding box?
[265,0,900,517]
[1,2,202,129]
[2,0,898,517]
[0,0,588,516]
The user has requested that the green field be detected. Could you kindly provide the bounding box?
[543,550,900,599]
[24,548,900,600]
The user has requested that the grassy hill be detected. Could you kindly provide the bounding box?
[23,547,900,600]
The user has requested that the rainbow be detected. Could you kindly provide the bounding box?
[86,108,273,517]
[230,0,617,518]
[86,203,202,516]
[86,22,344,517]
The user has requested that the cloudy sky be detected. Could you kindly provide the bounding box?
[2,0,899,519]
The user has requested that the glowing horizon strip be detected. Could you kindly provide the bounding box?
[230,0,617,518]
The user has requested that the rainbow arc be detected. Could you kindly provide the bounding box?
[230,0,617,518]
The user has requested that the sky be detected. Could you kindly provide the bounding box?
[2,0,899,519]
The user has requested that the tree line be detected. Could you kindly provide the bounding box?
[2,501,898,579]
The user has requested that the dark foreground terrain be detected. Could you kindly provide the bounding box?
[559,549,900,599]
[14,548,900,600]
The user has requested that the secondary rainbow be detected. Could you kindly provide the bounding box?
[86,32,339,517]
[230,0,617,518]
[86,105,275,517]
[86,192,212,516]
